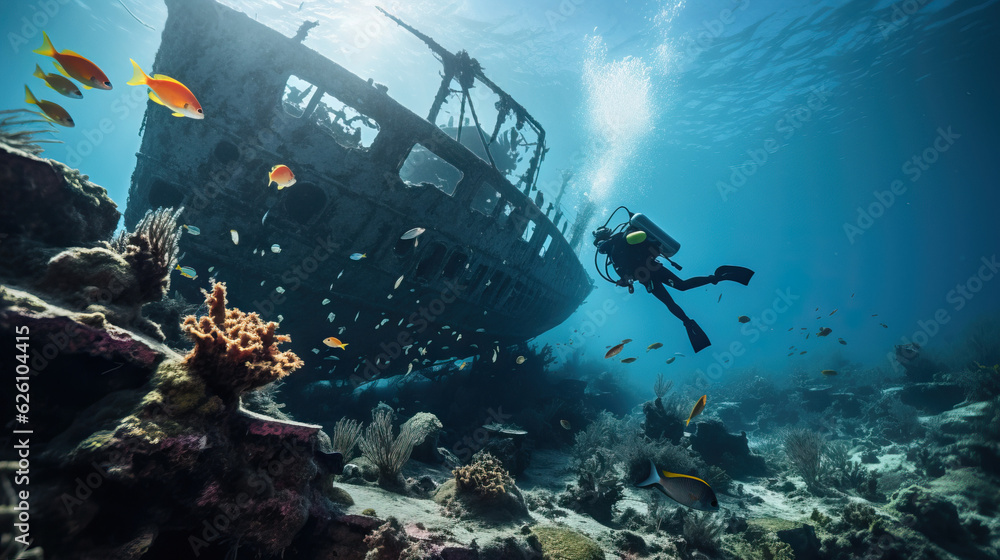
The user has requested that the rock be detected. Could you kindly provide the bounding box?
[0,143,119,247]
[690,420,768,478]
[480,437,530,475]
[801,386,835,412]
[776,524,821,558]
[401,411,443,463]
[891,485,966,545]
[894,343,943,382]
[900,382,965,414]
[529,526,605,560]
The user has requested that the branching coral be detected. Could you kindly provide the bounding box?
[181,281,302,401]
[358,407,419,487]
[453,452,514,499]
[558,449,624,523]
[112,206,183,304]
[784,429,825,488]
[0,108,60,154]
[683,511,726,553]
[653,373,673,399]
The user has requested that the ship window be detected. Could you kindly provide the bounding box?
[466,264,488,292]
[442,251,468,280]
[282,182,326,223]
[538,234,553,257]
[394,237,416,257]
[497,201,514,228]
[313,92,379,149]
[415,242,446,280]
[399,143,463,196]
[214,140,239,164]
[282,75,318,118]
[470,182,500,216]
[521,220,536,243]
[148,178,184,209]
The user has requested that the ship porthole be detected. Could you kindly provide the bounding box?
[282,182,326,223]
[214,140,240,164]
[148,178,184,209]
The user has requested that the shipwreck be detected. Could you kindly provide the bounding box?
[124,0,593,382]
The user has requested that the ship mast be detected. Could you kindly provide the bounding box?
[377,7,547,196]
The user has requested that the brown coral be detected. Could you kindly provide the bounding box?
[182,281,302,401]
[112,206,183,304]
[453,452,513,499]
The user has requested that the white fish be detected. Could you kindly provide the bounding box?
[674,352,686,357]
[456,334,462,341]
[443,325,450,330]
[277,314,283,322]
[208,266,215,272]
[492,349,498,363]
[476,328,486,333]
[337,269,344,279]
[354,311,360,322]
[406,363,413,374]
[311,348,319,354]
[271,244,281,253]
[261,209,269,225]
[327,312,335,322]
[253,249,258,255]
[394,275,404,290]
[380,319,389,326]
[338,326,346,335]
[419,347,427,355]
[230,229,239,245]
[322,298,331,305]
[401,227,426,240]
[398,318,404,326]
[260,281,265,286]
[276,286,285,294]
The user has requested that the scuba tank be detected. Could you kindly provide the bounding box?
[629,213,681,258]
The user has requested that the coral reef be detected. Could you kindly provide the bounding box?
[691,420,769,478]
[182,281,303,401]
[436,451,528,521]
[682,511,726,553]
[784,428,825,489]
[0,108,60,155]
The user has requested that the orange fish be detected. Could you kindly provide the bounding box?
[33,32,111,90]
[323,336,348,349]
[686,395,706,426]
[268,165,296,189]
[126,59,203,119]
[24,85,73,127]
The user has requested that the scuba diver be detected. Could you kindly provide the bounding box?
[593,207,754,353]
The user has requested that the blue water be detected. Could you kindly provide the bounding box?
[2,0,998,394]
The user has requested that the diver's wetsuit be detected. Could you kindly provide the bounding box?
[597,231,715,324]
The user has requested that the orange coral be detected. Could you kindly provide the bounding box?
[182,281,302,401]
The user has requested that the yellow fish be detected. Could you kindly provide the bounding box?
[323,337,348,349]
[24,85,73,127]
[32,64,82,99]
[175,264,197,279]
[459,361,467,370]
[686,395,707,426]
[126,59,203,119]
[33,32,111,90]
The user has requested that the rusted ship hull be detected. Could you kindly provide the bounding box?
[125,0,592,381]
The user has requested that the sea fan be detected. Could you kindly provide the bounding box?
[113,206,184,303]
[0,109,61,155]
[358,407,420,487]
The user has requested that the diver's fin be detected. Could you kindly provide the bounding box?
[684,319,711,353]
[148,91,166,106]
[33,31,56,57]
[636,460,662,488]
[714,266,754,286]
